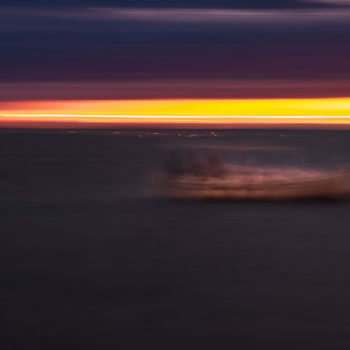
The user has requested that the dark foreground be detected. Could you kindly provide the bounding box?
[2,129,350,349]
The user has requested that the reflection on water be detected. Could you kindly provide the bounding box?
[156,151,350,200]
[1,129,350,204]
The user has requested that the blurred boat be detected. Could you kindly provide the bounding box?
[157,164,350,200]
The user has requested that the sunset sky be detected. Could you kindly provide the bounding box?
[1,0,350,128]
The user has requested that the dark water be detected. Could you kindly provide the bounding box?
[2,129,350,349]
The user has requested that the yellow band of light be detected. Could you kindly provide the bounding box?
[1,98,350,126]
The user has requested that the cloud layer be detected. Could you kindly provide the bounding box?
[1,0,350,8]
[0,2,349,100]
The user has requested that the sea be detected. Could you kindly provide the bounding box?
[2,128,350,349]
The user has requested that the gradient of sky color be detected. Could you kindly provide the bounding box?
[1,0,349,127]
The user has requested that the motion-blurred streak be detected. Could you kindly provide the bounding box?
[156,157,350,200]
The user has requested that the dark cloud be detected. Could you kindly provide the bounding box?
[1,80,350,101]
[0,8,349,83]
[0,0,348,9]
[0,1,349,98]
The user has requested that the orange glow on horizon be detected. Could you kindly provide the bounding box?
[1,98,350,128]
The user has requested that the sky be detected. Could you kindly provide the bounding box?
[1,0,350,127]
